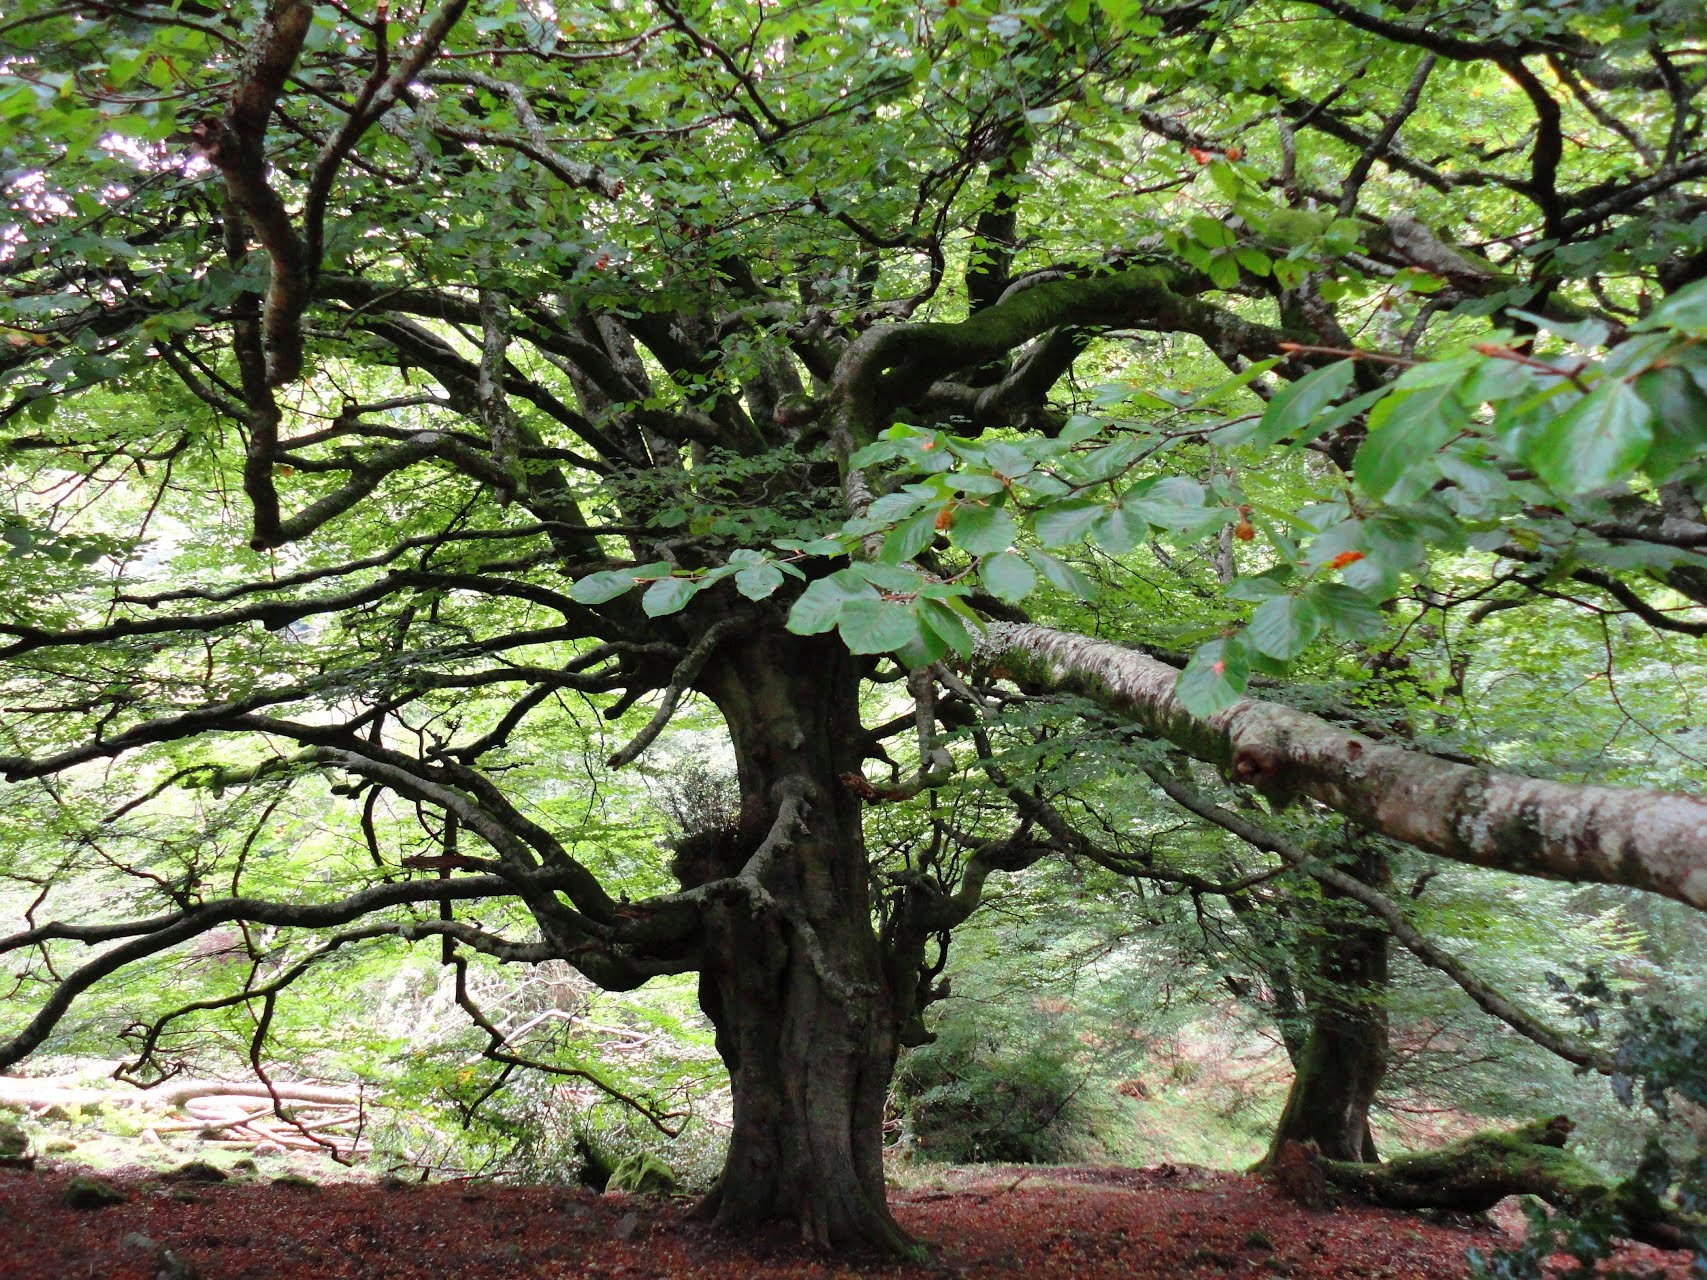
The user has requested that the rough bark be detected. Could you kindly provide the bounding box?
[971,622,1707,911]
[1265,848,1390,1165]
[682,629,912,1252]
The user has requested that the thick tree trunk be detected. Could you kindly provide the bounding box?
[1264,847,1390,1165]
[682,629,911,1252]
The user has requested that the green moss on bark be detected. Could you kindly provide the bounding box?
[1311,1116,1705,1252]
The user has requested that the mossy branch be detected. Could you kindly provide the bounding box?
[1307,1117,1707,1253]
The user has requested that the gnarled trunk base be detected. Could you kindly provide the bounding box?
[692,900,908,1253]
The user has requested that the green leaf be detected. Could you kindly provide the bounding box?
[894,628,949,669]
[1122,476,1211,536]
[1225,572,1289,602]
[1027,550,1096,600]
[1206,253,1241,289]
[1057,416,1104,445]
[1188,215,1235,248]
[1321,217,1366,254]
[867,489,928,522]
[1246,594,1321,660]
[787,571,876,635]
[1356,381,1469,501]
[1207,160,1242,200]
[982,551,1037,603]
[882,507,940,563]
[1090,503,1148,555]
[853,561,924,592]
[1234,247,1272,277]
[917,598,974,656]
[951,505,1017,557]
[1632,278,1707,334]
[1525,379,1654,494]
[1310,582,1386,640]
[1509,310,1610,349]
[570,570,640,604]
[1074,437,1144,484]
[1193,358,1281,406]
[734,562,785,600]
[951,472,1007,497]
[1634,366,1707,480]
[984,442,1034,479]
[641,575,699,617]
[1392,351,1479,390]
[1032,500,1106,547]
[1174,638,1249,717]
[1250,361,1357,448]
[836,598,921,654]
[847,439,900,468]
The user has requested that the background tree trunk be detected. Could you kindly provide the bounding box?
[1264,845,1390,1165]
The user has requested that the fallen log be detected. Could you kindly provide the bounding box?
[1290,1116,1705,1253]
[0,1075,357,1111]
[159,1104,358,1137]
[0,1078,113,1109]
[152,1081,357,1109]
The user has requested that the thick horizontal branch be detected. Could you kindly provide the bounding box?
[260,432,512,549]
[1300,0,1589,61]
[832,264,1291,438]
[970,622,1707,911]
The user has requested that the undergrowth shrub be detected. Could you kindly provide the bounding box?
[892,1014,1110,1165]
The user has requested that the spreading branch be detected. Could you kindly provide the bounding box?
[971,622,1707,911]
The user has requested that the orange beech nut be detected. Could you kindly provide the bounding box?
[1225,146,1243,160]
[1188,146,1214,165]
[934,505,956,531]
[1234,520,1255,541]
[1328,550,1365,569]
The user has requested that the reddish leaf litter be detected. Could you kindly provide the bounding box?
[0,1164,1694,1280]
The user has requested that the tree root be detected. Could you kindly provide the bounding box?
[1276,1116,1704,1253]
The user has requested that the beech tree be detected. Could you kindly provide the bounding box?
[2,0,1705,1251]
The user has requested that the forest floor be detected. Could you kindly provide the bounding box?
[1,1162,1696,1280]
